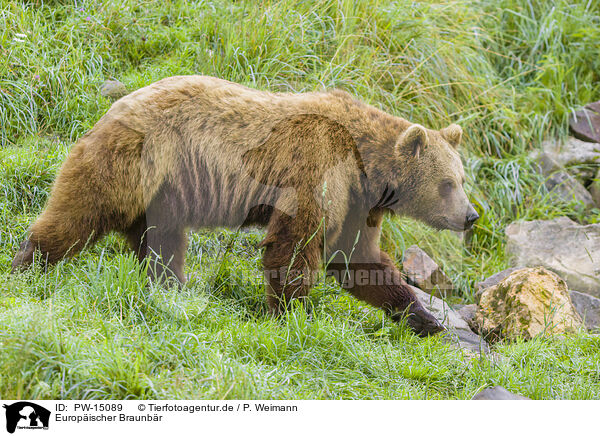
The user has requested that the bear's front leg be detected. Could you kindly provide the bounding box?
[327,250,445,336]
[261,212,322,315]
[143,183,188,285]
[145,226,188,284]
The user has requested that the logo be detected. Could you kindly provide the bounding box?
[2,402,50,434]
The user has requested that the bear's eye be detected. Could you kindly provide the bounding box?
[439,180,454,197]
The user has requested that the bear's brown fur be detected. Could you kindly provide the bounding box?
[12,75,479,336]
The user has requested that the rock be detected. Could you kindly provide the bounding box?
[539,137,600,168]
[569,290,600,330]
[533,150,563,177]
[589,168,600,206]
[570,101,600,143]
[475,267,583,341]
[100,80,128,100]
[480,269,600,331]
[402,245,453,297]
[505,217,600,297]
[475,267,524,301]
[457,304,478,331]
[532,137,600,182]
[410,285,489,354]
[531,137,599,207]
[472,386,530,400]
[544,170,595,208]
[534,151,562,176]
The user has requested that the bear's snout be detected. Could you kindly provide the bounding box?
[461,204,479,230]
[464,209,479,229]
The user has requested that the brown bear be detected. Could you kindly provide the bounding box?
[11,75,479,336]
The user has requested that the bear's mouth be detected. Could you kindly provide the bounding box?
[440,217,469,232]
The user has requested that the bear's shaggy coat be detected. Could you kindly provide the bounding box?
[13,75,477,335]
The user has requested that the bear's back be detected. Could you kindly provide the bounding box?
[100,75,387,139]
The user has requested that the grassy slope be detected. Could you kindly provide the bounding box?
[1,0,599,399]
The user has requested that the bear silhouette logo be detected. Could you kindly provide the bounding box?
[2,402,50,433]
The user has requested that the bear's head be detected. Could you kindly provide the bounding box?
[391,123,479,231]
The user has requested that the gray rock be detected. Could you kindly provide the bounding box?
[569,290,600,330]
[410,285,489,355]
[505,217,600,298]
[534,137,600,181]
[457,303,478,331]
[472,386,530,400]
[589,168,600,207]
[570,102,600,143]
[531,138,598,207]
[100,80,128,100]
[535,151,562,176]
[544,171,595,208]
[402,245,453,297]
[540,137,600,167]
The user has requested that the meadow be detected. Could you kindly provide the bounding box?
[1,0,599,399]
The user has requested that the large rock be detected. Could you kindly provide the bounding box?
[402,245,453,297]
[475,267,583,341]
[472,386,530,400]
[505,217,600,298]
[534,137,600,180]
[410,285,489,354]
[475,267,523,301]
[544,171,595,208]
[588,168,600,206]
[531,138,598,207]
[477,268,600,331]
[100,80,128,100]
[457,304,478,331]
[570,101,600,143]
[569,290,600,330]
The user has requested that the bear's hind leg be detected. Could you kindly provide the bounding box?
[11,210,104,272]
[11,238,37,272]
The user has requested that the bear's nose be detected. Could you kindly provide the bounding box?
[465,210,479,227]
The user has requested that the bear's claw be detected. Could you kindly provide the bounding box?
[403,305,446,337]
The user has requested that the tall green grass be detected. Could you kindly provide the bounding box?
[3,1,598,150]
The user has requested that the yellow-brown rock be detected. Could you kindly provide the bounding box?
[475,267,582,341]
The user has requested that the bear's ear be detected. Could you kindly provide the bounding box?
[396,124,427,159]
[440,124,462,148]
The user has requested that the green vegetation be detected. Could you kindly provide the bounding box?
[1,0,599,399]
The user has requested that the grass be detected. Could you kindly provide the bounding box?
[1,0,599,399]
